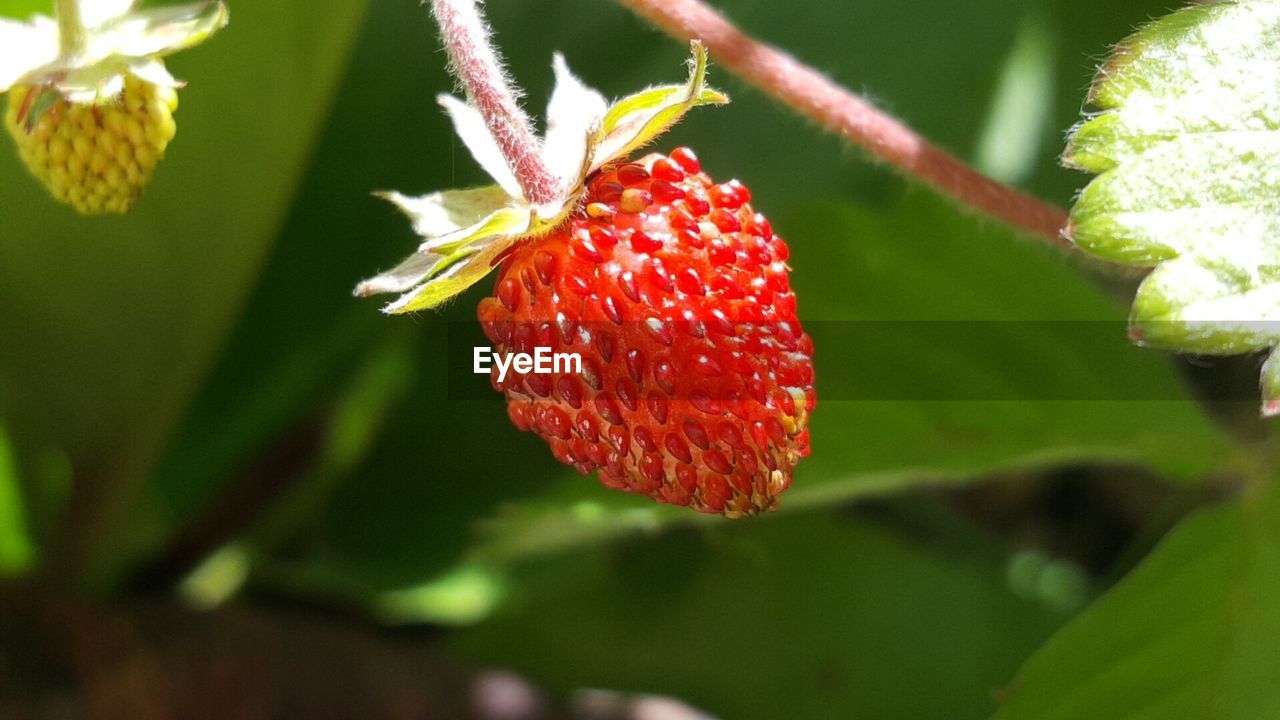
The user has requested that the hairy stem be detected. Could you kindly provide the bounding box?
[430,0,560,205]
[55,0,88,57]
[616,0,1071,246]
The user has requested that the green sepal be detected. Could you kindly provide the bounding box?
[86,1,229,61]
[19,86,61,131]
[384,232,518,315]
[357,44,729,314]
[591,42,728,171]
[356,187,581,314]
[0,1,227,102]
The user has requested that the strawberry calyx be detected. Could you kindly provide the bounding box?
[355,42,728,314]
[0,1,227,108]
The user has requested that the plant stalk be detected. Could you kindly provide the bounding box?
[55,0,89,57]
[616,0,1072,247]
[430,0,561,206]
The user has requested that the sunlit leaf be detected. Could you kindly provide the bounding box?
[1062,0,1280,412]
[455,514,1070,720]
[994,481,1280,720]
[429,195,1232,569]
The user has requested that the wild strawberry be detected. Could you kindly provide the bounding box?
[5,76,178,214]
[475,148,814,516]
[357,44,814,515]
[0,1,227,213]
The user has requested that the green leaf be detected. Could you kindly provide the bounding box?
[1130,255,1280,354]
[453,513,1070,720]
[0,0,371,581]
[166,0,1227,596]
[454,195,1232,566]
[993,480,1280,720]
[787,198,1227,482]
[1065,3,1280,177]
[1063,1,1280,406]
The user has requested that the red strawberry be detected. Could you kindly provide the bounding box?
[476,147,815,517]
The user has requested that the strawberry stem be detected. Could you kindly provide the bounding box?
[430,0,561,206]
[616,0,1071,247]
[55,0,88,58]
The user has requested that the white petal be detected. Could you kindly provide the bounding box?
[128,58,179,87]
[85,1,228,61]
[0,19,58,92]
[81,0,136,27]
[378,186,513,240]
[380,253,471,313]
[354,252,444,297]
[380,233,519,314]
[58,66,125,104]
[542,53,607,189]
[358,196,535,314]
[438,94,523,198]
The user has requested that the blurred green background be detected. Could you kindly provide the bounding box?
[1,0,1276,718]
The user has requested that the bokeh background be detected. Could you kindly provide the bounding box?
[0,0,1271,718]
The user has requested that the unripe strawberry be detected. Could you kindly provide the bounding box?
[0,1,226,214]
[5,76,178,215]
[477,149,815,517]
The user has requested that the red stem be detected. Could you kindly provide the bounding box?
[430,0,560,205]
[617,0,1072,247]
